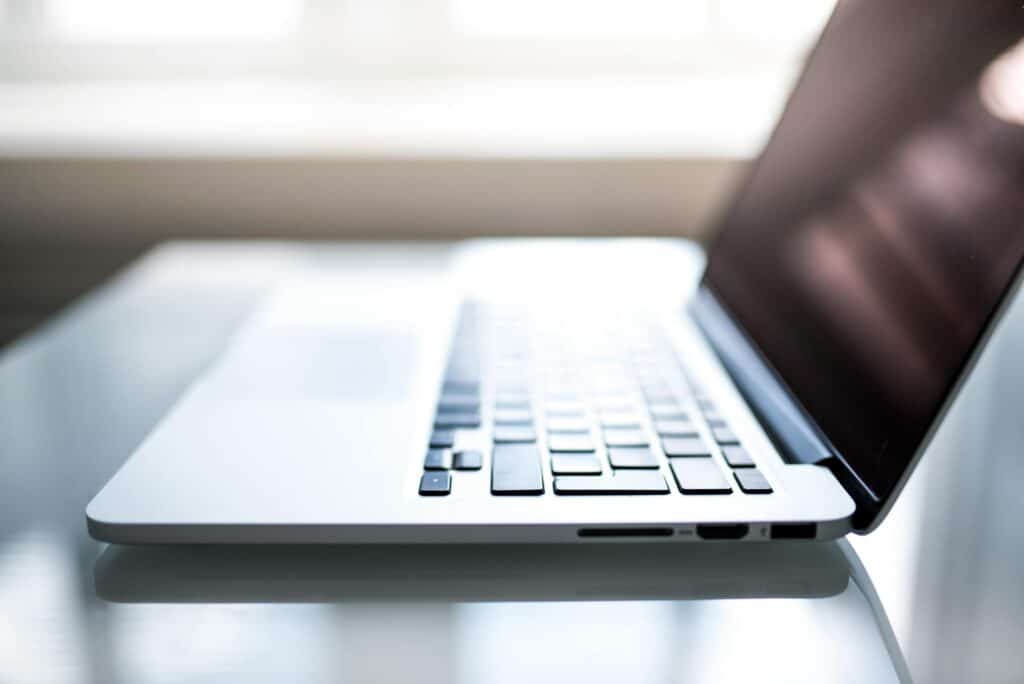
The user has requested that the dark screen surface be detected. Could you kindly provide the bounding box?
[704,0,1024,501]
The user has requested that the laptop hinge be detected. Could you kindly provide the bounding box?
[690,286,881,527]
[689,286,832,467]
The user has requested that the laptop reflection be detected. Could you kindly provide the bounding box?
[94,541,850,604]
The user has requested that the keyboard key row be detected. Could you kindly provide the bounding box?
[421,302,483,497]
[421,302,776,499]
[691,397,771,493]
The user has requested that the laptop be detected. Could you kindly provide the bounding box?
[87,0,1024,544]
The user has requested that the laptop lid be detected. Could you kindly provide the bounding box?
[694,0,1024,531]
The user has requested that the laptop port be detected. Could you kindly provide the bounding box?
[770,523,817,539]
[695,524,749,540]
[577,527,674,538]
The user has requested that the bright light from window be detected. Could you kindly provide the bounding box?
[716,0,835,46]
[451,0,710,38]
[981,38,1024,126]
[47,0,302,43]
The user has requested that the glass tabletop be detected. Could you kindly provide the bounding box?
[3,240,1023,683]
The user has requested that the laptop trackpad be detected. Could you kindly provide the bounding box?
[206,329,418,400]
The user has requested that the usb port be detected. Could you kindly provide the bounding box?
[695,524,749,540]
[770,523,817,540]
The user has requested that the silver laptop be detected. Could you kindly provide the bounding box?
[87,1,1024,544]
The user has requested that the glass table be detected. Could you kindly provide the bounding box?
[3,241,1023,683]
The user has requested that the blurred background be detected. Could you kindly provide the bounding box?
[0,0,835,346]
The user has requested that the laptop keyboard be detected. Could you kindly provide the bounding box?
[418,302,773,497]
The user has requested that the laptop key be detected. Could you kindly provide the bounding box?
[734,468,773,494]
[438,396,480,413]
[496,396,532,409]
[644,391,677,404]
[641,381,673,395]
[434,412,481,429]
[661,436,710,457]
[595,399,634,413]
[644,385,680,398]
[493,425,537,443]
[453,450,483,470]
[429,429,455,448]
[603,428,649,448]
[648,405,687,421]
[712,426,739,444]
[494,408,533,425]
[554,471,669,495]
[496,382,530,395]
[548,434,596,453]
[721,445,755,468]
[443,380,479,395]
[654,419,699,437]
[607,446,659,469]
[551,453,602,475]
[424,449,453,470]
[545,390,582,402]
[669,459,732,494]
[546,417,591,433]
[419,471,452,496]
[546,401,587,417]
[491,444,544,495]
[599,412,643,429]
[702,409,727,428]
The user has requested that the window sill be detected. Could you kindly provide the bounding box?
[0,76,786,158]
[0,77,778,240]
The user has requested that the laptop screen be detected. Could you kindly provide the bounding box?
[703,0,1024,501]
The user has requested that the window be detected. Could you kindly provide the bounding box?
[47,0,302,43]
[0,0,834,80]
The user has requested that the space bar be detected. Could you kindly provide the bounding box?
[491,444,544,495]
[554,472,669,495]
